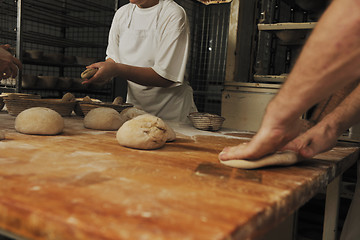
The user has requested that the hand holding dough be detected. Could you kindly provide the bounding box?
[219,144,300,169]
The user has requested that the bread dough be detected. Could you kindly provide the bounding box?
[117,107,175,141]
[116,114,169,149]
[84,107,122,131]
[112,96,123,105]
[82,96,92,102]
[81,68,98,79]
[15,107,64,135]
[219,146,299,169]
[118,107,147,126]
[61,92,75,102]
[119,107,147,120]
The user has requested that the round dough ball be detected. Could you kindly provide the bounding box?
[112,96,123,105]
[61,92,75,102]
[116,114,168,150]
[82,96,92,102]
[118,107,147,125]
[84,107,122,131]
[15,107,64,135]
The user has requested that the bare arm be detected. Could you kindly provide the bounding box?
[82,58,173,88]
[284,81,360,158]
[268,0,360,125]
[219,0,360,161]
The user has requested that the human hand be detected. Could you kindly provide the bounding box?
[81,61,118,85]
[219,117,304,162]
[0,45,22,79]
[282,121,339,159]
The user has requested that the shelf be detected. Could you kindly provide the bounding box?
[25,0,114,13]
[23,59,87,68]
[258,22,317,31]
[253,74,288,83]
[2,1,112,28]
[3,30,106,48]
[22,87,111,96]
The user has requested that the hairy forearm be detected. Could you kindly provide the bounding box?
[320,82,360,137]
[267,0,360,124]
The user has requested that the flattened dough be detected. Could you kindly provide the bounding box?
[116,114,168,150]
[15,107,64,135]
[219,144,299,169]
[84,107,122,131]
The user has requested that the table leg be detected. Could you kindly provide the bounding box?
[323,175,341,240]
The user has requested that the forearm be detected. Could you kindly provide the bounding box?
[106,58,173,88]
[319,81,360,137]
[267,0,360,124]
[117,63,173,88]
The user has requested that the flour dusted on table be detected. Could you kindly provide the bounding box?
[15,107,64,135]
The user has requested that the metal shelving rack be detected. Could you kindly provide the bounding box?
[251,0,326,84]
[1,0,117,101]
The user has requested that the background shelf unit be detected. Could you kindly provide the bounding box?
[0,0,116,101]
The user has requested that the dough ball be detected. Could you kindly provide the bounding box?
[119,107,147,124]
[84,107,122,131]
[61,92,75,102]
[15,107,64,135]
[116,114,168,150]
[112,96,123,105]
[82,96,92,102]
[81,68,98,79]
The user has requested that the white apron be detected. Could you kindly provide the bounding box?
[117,1,197,122]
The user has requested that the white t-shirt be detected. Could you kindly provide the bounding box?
[106,0,197,122]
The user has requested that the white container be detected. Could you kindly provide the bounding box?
[221,82,281,132]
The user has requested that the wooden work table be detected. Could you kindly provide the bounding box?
[0,111,358,240]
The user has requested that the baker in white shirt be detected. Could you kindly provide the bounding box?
[83,0,197,122]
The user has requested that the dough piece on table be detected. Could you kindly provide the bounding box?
[82,96,92,102]
[219,144,299,169]
[119,107,147,120]
[81,68,98,79]
[84,107,122,131]
[112,96,123,105]
[15,107,64,135]
[61,92,75,102]
[118,107,147,126]
[116,114,168,150]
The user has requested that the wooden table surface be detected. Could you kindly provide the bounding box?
[0,111,358,240]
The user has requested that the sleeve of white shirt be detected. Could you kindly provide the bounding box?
[152,7,190,86]
[106,9,122,62]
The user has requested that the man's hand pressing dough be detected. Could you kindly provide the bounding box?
[219,143,300,169]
